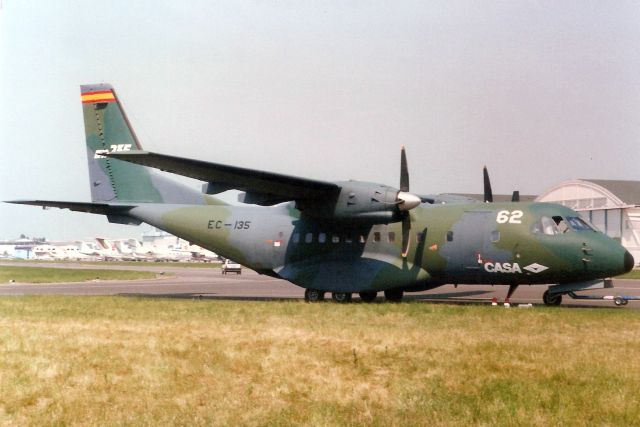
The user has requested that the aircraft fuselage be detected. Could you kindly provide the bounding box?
[128,200,632,293]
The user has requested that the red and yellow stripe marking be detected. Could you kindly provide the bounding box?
[81,90,116,104]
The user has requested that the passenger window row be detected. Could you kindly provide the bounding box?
[291,231,428,244]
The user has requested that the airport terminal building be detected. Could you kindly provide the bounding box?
[536,179,640,264]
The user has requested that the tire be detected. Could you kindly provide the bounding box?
[331,292,352,303]
[305,289,325,302]
[614,297,626,307]
[359,291,377,303]
[542,290,562,306]
[384,289,404,302]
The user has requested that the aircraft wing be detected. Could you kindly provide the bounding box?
[106,151,341,205]
[6,200,136,215]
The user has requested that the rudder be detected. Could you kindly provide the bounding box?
[81,84,218,205]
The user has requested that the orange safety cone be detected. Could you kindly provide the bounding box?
[491,297,498,306]
[504,297,511,308]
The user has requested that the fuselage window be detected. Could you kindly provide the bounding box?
[318,233,327,243]
[292,233,300,244]
[491,230,500,243]
[332,235,340,243]
[373,232,381,242]
[388,232,396,243]
[305,233,313,243]
[446,231,454,242]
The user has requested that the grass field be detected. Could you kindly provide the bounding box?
[0,266,161,283]
[614,269,640,280]
[2,259,221,268]
[0,298,638,426]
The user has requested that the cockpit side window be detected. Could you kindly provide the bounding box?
[532,216,559,235]
[553,216,569,233]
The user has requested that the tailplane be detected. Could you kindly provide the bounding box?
[81,84,222,205]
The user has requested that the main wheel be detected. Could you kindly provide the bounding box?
[304,288,325,302]
[359,291,377,303]
[331,292,352,303]
[542,290,562,306]
[384,289,404,302]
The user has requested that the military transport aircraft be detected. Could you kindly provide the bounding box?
[8,84,634,304]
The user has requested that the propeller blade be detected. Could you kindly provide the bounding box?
[511,190,520,202]
[401,213,411,258]
[400,146,409,192]
[483,166,493,203]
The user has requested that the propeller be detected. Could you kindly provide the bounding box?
[483,166,493,203]
[483,166,521,203]
[398,146,420,258]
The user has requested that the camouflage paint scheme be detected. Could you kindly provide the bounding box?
[8,84,634,302]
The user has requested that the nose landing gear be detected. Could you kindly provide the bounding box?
[542,290,562,306]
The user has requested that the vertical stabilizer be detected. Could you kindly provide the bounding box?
[80,84,222,205]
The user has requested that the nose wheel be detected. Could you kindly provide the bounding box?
[542,290,562,306]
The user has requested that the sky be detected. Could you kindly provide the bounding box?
[1,1,639,241]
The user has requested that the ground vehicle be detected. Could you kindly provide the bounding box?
[221,259,242,275]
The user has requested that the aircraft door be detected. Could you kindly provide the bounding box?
[270,231,287,268]
[441,211,494,279]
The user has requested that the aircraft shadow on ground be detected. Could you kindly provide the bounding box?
[114,291,626,309]
[117,289,491,304]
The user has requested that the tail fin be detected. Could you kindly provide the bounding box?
[81,84,222,205]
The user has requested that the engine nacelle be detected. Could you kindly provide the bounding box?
[298,181,420,222]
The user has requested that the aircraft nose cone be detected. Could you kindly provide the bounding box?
[624,250,634,273]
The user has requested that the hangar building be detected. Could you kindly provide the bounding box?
[536,179,640,264]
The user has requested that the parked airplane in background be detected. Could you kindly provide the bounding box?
[8,84,634,304]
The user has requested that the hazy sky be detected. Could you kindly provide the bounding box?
[1,1,639,241]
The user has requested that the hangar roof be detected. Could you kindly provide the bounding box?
[583,180,640,206]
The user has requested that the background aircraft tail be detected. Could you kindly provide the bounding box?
[81,83,223,205]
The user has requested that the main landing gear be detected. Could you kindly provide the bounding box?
[304,288,325,302]
[358,291,377,303]
[331,292,352,303]
[384,289,404,302]
[303,289,404,303]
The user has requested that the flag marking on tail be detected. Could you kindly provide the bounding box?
[81,90,116,104]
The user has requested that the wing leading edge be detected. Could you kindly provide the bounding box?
[105,151,341,205]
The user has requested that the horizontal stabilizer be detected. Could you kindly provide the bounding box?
[106,151,340,204]
[6,200,135,215]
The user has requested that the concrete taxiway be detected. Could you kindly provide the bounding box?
[1,262,639,308]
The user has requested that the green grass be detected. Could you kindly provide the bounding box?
[615,269,640,280]
[3,259,221,268]
[0,266,161,283]
[0,298,638,426]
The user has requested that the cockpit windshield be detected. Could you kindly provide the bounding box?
[566,216,595,231]
[532,215,595,235]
